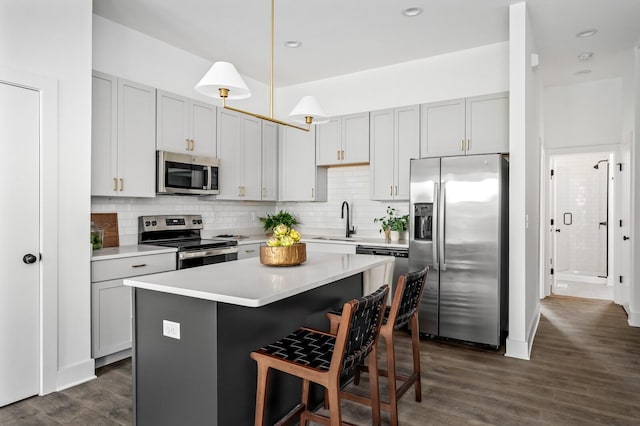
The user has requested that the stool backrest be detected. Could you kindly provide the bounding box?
[389,267,428,329]
[332,285,389,375]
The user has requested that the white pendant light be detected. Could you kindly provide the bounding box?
[195,61,251,100]
[193,0,326,132]
[289,96,329,125]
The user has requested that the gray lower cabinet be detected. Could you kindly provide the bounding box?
[91,252,176,366]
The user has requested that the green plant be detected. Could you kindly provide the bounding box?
[259,210,299,232]
[374,206,409,232]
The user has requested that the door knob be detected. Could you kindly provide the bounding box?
[555,229,561,233]
[23,253,38,264]
[623,236,630,241]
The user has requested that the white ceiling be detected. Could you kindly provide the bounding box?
[93,0,640,87]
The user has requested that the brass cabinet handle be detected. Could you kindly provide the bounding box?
[341,150,345,160]
[119,178,124,191]
[113,178,118,191]
[460,139,465,151]
[131,264,147,268]
[186,138,190,150]
[337,150,340,160]
[245,249,256,253]
[390,185,393,196]
[466,139,470,151]
[395,185,398,196]
[191,139,195,151]
[311,188,314,198]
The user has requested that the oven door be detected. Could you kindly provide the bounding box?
[177,246,238,269]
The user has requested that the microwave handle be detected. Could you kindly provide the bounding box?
[207,166,213,190]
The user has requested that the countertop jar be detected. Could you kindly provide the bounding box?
[91,221,104,250]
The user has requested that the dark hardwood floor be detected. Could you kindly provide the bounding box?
[1,296,639,425]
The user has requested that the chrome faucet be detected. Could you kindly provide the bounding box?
[341,201,355,238]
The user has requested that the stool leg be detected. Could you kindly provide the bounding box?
[384,331,399,426]
[327,377,342,426]
[368,345,382,426]
[300,379,311,426]
[411,314,422,402]
[254,361,270,426]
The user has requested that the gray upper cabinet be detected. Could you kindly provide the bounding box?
[91,71,156,198]
[316,112,369,166]
[156,90,216,157]
[216,108,262,200]
[421,92,508,157]
[279,126,327,202]
[261,121,279,201]
[370,105,420,200]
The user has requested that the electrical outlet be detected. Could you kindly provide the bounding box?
[163,320,181,340]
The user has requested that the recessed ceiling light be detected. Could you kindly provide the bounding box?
[402,7,423,17]
[284,40,302,48]
[578,52,594,61]
[576,29,598,38]
[574,69,592,76]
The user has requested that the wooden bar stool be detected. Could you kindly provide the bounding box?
[327,267,428,426]
[250,285,389,426]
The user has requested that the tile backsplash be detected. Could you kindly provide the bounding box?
[91,165,409,245]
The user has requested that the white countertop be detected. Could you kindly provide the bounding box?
[91,244,177,261]
[124,252,394,307]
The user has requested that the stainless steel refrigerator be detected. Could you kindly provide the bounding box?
[409,154,508,347]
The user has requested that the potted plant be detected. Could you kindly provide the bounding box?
[259,210,299,233]
[374,206,409,242]
[258,211,306,266]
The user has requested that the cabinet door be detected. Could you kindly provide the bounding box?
[395,105,420,200]
[342,112,369,164]
[241,115,262,200]
[217,108,242,199]
[465,93,509,155]
[279,126,320,201]
[370,109,395,200]
[316,117,341,166]
[117,79,156,197]
[91,72,118,196]
[91,279,132,358]
[261,121,278,201]
[420,99,465,157]
[156,90,190,153]
[190,100,217,157]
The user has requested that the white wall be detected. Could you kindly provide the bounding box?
[277,42,509,117]
[631,47,640,326]
[0,0,94,388]
[544,78,623,148]
[506,1,541,360]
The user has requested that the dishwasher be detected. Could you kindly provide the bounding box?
[356,245,409,301]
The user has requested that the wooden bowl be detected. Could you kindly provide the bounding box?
[260,243,307,266]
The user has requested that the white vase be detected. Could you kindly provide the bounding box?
[389,230,400,242]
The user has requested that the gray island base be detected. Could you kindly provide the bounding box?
[125,252,394,426]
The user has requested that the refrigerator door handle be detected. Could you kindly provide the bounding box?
[432,182,439,270]
[439,183,446,271]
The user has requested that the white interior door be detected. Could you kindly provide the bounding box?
[616,145,631,311]
[0,81,40,406]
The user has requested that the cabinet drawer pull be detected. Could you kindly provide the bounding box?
[460,139,465,151]
[119,178,124,191]
[390,185,393,196]
[113,178,118,191]
[466,139,470,151]
[337,150,340,160]
[131,263,147,268]
[245,249,256,253]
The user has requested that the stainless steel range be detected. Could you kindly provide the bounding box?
[138,214,238,269]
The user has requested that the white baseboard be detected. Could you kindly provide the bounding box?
[628,310,640,327]
[56,358,96,392]
[505,303,541,360]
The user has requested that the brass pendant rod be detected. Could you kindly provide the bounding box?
[270,0,274,119]
[223,104,310,132]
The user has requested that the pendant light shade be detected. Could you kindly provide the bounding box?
[289,96,329,125]
[195,61,251,99]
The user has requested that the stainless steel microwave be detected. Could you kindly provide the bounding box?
[157,150,220,195]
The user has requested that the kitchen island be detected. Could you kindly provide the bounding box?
[124,252,393,426]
